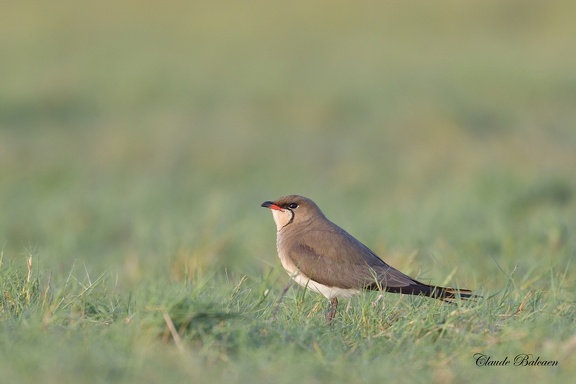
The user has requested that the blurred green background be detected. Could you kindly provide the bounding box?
[2,0,575,284]
[2,1,576,383]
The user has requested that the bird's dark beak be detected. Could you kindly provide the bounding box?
[261,201,283,211]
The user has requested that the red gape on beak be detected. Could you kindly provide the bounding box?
[261,201,284,211]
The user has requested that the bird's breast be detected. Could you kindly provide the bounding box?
[276,235,299,275]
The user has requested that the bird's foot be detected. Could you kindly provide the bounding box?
[325,298,338,324]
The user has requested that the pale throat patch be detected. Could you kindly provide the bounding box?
[271,209,293,231]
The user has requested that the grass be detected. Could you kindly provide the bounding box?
[1,1,576,383]
[1,253,575,384]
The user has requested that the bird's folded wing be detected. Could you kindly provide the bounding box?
[288,228,420,290]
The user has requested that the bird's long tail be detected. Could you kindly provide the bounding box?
[384,283,480,301]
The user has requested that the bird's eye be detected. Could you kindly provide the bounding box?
[288,203,298,209]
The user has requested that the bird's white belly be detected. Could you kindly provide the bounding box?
[290,272,360,299]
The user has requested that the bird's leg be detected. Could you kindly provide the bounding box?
[326,297,338,323]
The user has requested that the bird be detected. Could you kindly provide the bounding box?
[261,195,478,322]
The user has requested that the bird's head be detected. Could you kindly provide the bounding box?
[261,195,324,231]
